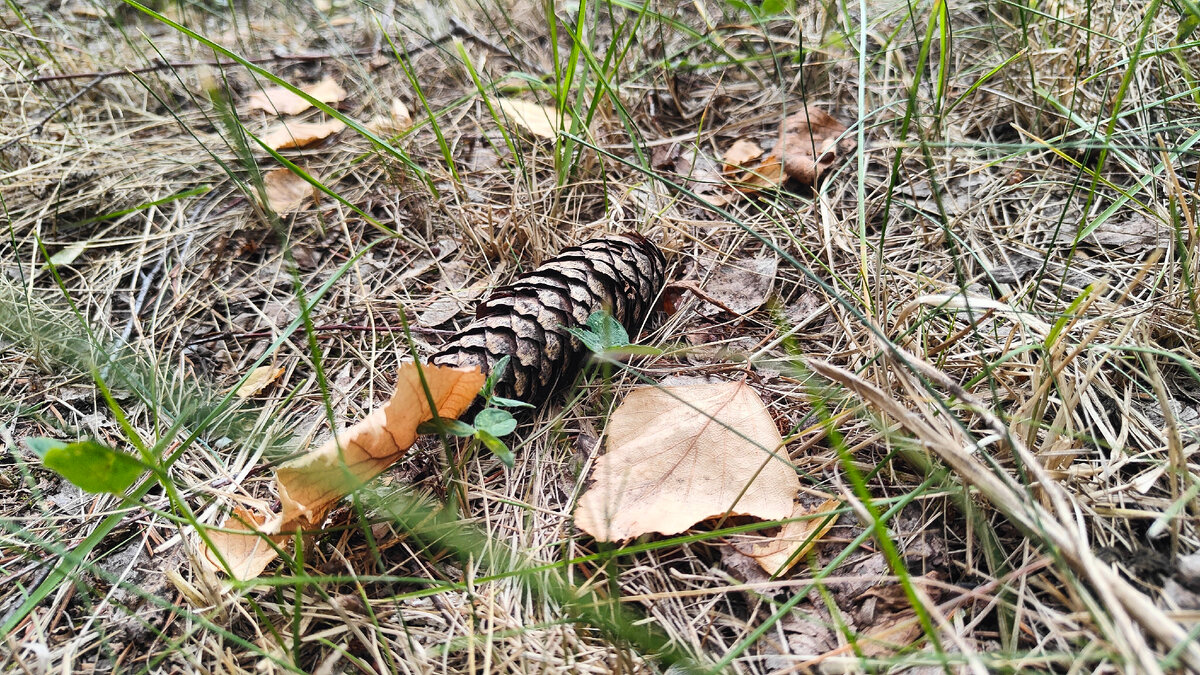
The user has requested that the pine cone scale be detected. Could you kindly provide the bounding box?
[431,233,666,404]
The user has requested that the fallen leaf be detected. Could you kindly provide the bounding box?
[651,143,680,170]
[419,297,464,327]
[260,168,318,214]
[700,256,779,316]
[673,150,737,208]
[721,105,854,195]
[732,499,839,575]
[235,365,286,397]
[1056,213,1166,252]
[48,241,87,266]
[775,105,854,185]
[247,76,347,116]
[261,119,346,150]
[418,278,488,327]
[495,98,560,140]
[276,362,485,528]
[574,380,799,541]
[367,98,413,135]
[200,507,288,580]
[855,610,923,657]
[201,361,485,579]
[722,139,765,174]
[732,154,785,191]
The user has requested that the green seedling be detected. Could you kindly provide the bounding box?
[566,310,663,359]
[27,437,147,495]
[418,356,528,466]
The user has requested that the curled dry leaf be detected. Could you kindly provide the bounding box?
[247,75,347,115]
[732,499,840,576]
[495,98,560,140]
[367,98,413,135]
[774,105,855,185]
[722,105,854,195]
[277,362,485,527]
[699,255,779,316]
[721,139,765,173]
[260,168,318,214]
[262,119,346,150]
[201,507,288,581]
[200,361,485,580]
[574,380,799,541]
[235,365,286,397]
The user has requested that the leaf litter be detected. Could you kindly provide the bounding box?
[15,3,1198,671]
[246,75,347,116]
[698,255,779,316]
[261,119,346,150]
[201,362,485,579]
[722,105,855,195]
[574,380,800,541]
[259,167,319,213]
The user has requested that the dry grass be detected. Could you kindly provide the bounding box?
[3,0,1200,672]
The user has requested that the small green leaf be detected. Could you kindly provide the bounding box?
[48,241,88,267]
[41,440,146,494]
[474,408,518,438]
[760,0,787,15]
[25,437,68,458]
[565,325,606,353]
[490,395,535,409]
[1180,10,1200,41]
[476,429,514,467]
[586,311,629,347]
[417,418,477,437]
[481,355,512,399]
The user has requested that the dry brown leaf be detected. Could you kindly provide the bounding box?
[1055,213,1167,252]
[721,106,853,196]
[775,105,854,185]
[201,361,485,580]
[277,362,485,528]
[574,380,799,541]
[700,255,779,316]
[495,98,560,140]
[367,98,413,135]
[855,610,923,657]
[736,155,786,191]
[733,499,839,576]
[260,168,318,214]
[722,139,765,174]
[262,119,346,150]
[200,507,288,580]
[247,76,347,115]
[235,365,286,397]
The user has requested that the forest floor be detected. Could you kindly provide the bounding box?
[3,0,1200,672]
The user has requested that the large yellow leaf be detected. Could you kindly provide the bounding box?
[574,381,799,541]
[200,362,485,580]
[246,76,347,116]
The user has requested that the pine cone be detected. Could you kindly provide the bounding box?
[430,233,666,405]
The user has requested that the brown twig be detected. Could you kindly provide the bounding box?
[0,75,104,152]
